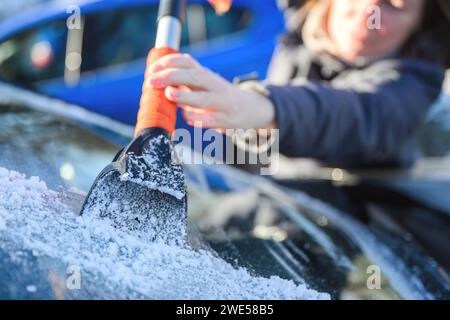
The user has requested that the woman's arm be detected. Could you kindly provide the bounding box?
[265,59,445,166]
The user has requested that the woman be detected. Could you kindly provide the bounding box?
[148,0,450,168]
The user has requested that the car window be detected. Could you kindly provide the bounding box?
[0,4,251,84]
[202,4,251,41]
[0,20,67,83]
[80,6,159,73]
[81,4,251,72]
[186,4,251,45]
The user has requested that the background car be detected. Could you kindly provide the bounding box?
[0,0,285,130]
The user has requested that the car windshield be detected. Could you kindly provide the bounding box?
[1,85,450,299]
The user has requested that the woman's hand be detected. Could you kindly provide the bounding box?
[147,53,276,131]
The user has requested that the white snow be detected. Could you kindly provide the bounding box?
[80,134,188,246]
[121,134,186,200]
[0,167,330,300]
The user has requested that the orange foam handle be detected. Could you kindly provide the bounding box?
[134,47,178,137]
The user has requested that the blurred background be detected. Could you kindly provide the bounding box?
[0,0,284,130]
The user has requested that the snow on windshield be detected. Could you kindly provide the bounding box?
[0,167,330,299]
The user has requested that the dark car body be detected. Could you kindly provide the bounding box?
[0,83,449,299]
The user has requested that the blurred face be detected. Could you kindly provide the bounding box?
[328,0,425,61]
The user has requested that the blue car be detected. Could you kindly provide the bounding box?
[0,0,285,128]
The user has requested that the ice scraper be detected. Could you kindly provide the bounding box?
[79,0,188,243]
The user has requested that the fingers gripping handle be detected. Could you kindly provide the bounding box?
[134,47,178,137]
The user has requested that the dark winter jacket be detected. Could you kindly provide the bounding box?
[247,32,446,168]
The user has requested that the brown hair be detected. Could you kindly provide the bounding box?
[300,0,450,68]
[402,0,450,68]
